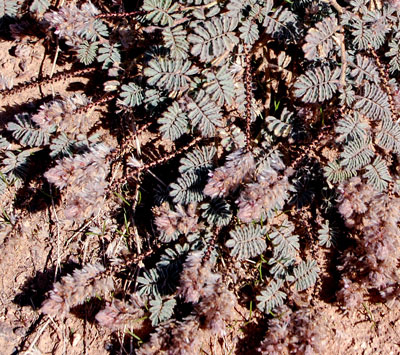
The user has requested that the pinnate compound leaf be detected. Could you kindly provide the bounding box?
[266,108,293,138]
[7,113,51,147]
[158,102,188,141]
[363,156,391,192]
[340,136,374,171]
[119,83,144,107]
[0,0,20,17]
[50,133,76,158]
[188,15,239,62]
[30,0,50,14]
[349,54,380,85]
[149,297,176,326]
[0,136,10,150]
[169,172,205,204]
[144,59,198,92]
[350,17,374,50]
[82,19,109,42]
[144,88,167,108]
[157,243,190,267]
[2,150,30,181]
[386,38,400,73]
[324,161,356,184]
[239,19,259,45]
[77,41,98,65]
[268,257,294,281]
[269,219,299,260]
[201,198,232,227]
[178,146,216,174]
[256,280,286,314]
[97,43,121,69]
[335,111,369,142]
[226,224,267,260]
[142,0,180,26]
[356,9,391,50]
[137,269,160,297]
[303,16,339,60]
[163,26,189,60]
[375,119,400,154]
[186,90,223,137]
[354,82,391,121]
[262,1,297,40]
[294,66,341,103]
[317,220,336,248]
[292,260,319,291]
[204,65,235,106]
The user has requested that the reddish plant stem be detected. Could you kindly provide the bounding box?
[109,122,153,188]
[95,11,146,19]
[244,47,253,151]
[202,227,220,264]
[137,136,203,173]
[134,122,152,137]
[114,136,203,187]
[74,93,117,115]
[289,125,333,171]
[115,246,158,270]
[0,67,96,97]
[118,122,152,159]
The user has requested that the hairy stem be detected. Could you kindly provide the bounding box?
[74,93,117,115]
[244,47,253,151]
[95,11,146,19]
[0,67,96,97]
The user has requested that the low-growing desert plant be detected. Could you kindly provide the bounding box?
[1,0,400,352]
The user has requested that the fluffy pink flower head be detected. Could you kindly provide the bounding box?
[204,149,255,198]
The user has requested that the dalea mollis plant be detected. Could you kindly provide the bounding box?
[1,0,400,352]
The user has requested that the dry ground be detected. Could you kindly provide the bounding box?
[1,30,400,355]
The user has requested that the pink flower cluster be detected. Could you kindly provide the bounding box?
[41,263,113,317]
[204,149,255,198]
[31,94,90,132]
[154,202,199,237]
[177,251,219,304]
[44,3,100,46]
[258,305,325,354]
[95,294,144,331]
[337,177,400,304]
[236,168,290,223]
[139,251,239,353]
[178,251,237,336]
[45,145,111,221]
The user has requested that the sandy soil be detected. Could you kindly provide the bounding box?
[1,26,400,355]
